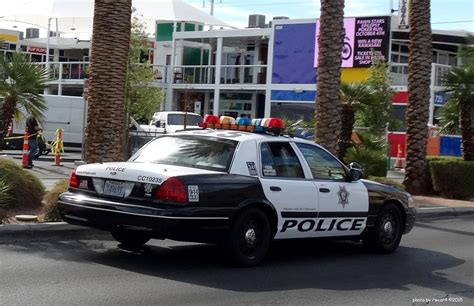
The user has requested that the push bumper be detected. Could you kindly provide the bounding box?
[58,192,233,242]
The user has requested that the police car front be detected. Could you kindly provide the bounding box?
[59,116,416,266]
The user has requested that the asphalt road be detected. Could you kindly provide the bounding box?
[0,217,473,305]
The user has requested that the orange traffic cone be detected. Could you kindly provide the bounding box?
[21,131,29,168]
[395,144,403,169]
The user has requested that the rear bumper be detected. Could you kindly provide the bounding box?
[58,192,232,242]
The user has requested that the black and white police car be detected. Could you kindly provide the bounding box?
[59,116,416,266]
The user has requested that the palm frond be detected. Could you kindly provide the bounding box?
[0,53,48,121]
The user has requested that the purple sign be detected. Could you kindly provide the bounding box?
[314,18,356,68]
[314,16,390,68]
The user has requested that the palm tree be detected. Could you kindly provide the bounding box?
[403,0,432,194]
[338,82,373,159]
[442,65,474,160]
[0,53,48,148]
[85,0,132,163]
[437,98,460,135]
[315,0,345,156]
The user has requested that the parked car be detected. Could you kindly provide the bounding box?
[59,116,416,266]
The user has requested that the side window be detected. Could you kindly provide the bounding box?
[260,142,304,178]
[296,143,347,181]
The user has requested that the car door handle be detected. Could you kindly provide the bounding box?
[270,186,281,192]
[319,188,330,193]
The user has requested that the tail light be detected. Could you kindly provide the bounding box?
[69,170,79,188]
[154,177,187,203]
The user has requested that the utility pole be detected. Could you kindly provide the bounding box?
[210,0,215,30]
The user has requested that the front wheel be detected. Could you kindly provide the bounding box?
[363,203,403,253]
[111,229,150,249]
[225,208,271,266]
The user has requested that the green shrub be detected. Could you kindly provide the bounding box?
[368,176,405,190]
[0,208,7,224]
[0,178,12,224]
[42,179,69,222]
[426,156,462,194]
[344,132,388,178]
[0,158,45,209]
[430,160,474,199]
[345,147,387,178]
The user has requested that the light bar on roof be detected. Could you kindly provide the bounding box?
[199,115,285,135]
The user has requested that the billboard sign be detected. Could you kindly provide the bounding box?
[314,16,391,68]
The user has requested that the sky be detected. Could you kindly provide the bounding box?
[193,0,474,31]
[0,0,472,38]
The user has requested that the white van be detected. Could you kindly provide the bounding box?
[4,95,85,150]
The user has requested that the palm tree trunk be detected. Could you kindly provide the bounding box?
[0,97,17,149]
[84,0,132,163]
[403,0,432,194]
[315,0,345,156]
[337,104,355,159]
[460,101,473,161]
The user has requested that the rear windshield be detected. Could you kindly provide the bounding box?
[129,136,238,172]
[168,114,203,126]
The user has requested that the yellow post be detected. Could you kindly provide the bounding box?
[51,128,64,166]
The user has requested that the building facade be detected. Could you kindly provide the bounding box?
[1,13,470,157]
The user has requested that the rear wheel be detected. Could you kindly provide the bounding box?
[111,229,150,249]
[225,208,271,266]
[363,203,403,253]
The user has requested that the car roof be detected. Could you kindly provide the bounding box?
[174,129,323,146]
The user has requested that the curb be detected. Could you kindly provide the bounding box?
[416,206,474,220]
[0,222,110,243]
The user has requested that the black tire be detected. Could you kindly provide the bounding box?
[225,207,271,266]
[111,229,150,249]
[363,203,403,253]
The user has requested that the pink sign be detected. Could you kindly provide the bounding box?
[314,17,356,68]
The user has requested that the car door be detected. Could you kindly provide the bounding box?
[257,141,320,239]
[294,142,369,237]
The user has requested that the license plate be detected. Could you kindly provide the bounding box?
[103,181,125,197]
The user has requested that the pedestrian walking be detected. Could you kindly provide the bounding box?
[26,116,42,169]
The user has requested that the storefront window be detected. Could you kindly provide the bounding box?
[271,102,315,121]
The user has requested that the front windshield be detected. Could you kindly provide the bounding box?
[167,114,203,126]
[130,136,237,172]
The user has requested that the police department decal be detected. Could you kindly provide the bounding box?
[337,185,350,207]
[144,183,153,195]
[188,185,199,202]
[246,162,258,176]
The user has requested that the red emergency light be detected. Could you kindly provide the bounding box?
[199,115,285,135]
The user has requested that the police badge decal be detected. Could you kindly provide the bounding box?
[337,185,350,207]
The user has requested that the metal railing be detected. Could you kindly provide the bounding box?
[390,63,453,87]
[40,61,91,81]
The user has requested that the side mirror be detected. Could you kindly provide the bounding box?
[348,162,363,181]
[348,168,363,181]
[349,162,363,170]
[155,121,161,127]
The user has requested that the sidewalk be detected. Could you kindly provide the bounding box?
[414,195,474,219]
[1,149,82,191]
